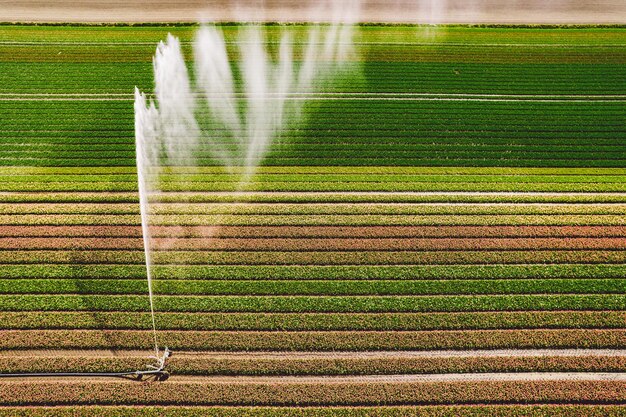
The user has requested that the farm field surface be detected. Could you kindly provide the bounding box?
[0,24,625,415]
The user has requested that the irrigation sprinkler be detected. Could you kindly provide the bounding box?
[0,348,171,382]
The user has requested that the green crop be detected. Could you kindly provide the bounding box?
[1,311,622,331]
[0,278,623,296]
[1,294,624,313]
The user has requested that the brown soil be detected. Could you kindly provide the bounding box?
[1,0,625,24]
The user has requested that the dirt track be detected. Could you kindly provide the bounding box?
[1,0,625,24]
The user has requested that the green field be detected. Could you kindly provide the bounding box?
[0,24,624,413]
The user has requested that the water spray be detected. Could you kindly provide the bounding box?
[132,1,361,381]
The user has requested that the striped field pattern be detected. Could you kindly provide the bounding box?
[0,24,625,414]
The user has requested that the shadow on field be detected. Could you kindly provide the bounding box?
[68,250,123,355]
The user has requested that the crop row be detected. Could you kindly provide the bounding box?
[4,158,624,168]
[1,278,623,296]
[0,378,624,406]
[6,101,623,119]
[4,104,623,126]
[1,250,623,265]
[1,294,624,313]
[2,214,625,227]
[2,354,624,376]
[1,192,623,205]
[2,53,626,72]
[2,173,625,185]
[6,132,618,145]
[5,108,626,127]
[4,126,624,140]
[1,311,621,331]
[32,139,626,150]
[6,159,626,168]
[5,130,624,143]
[2,166,622,175]
[6,98,623,114]
[6,44,625,65]
[5,173,626,183]
[4,137,626,148]
[0,213,626,226]
[0,116,623,131]
[8,236,626,252]
[4,95,623,111]
[3,61,625,94]
[2,181,626,192]
[3,264,622,280]
[5,143,626,154]
[7,77,622,95]
[24,43,621,62]
[0,405,622,417]
[1,329,624,350]
[0,203,602,214]
[6,150,625,162]
[4,25,624,45]
[3,225,623,238]
[4,237,625,251]
[4,203,625,216]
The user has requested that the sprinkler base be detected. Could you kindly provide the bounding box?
[0,347,171,382]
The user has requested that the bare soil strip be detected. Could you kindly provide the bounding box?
[2,0,625,24]
[146,372,626,383]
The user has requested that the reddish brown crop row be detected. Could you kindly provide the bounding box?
[0,405,623,417]
[1,355,625,375]
[2,237,625,251]
[0,379,623,406]
[3,250,625,264]
[1,329,623,351]
[2,311,621,331]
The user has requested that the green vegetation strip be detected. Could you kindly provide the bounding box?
[1,294,624,313]
[1,250,623,265]
[3,203,624,215]
[2,226,624,239]
[0,192,624,204]
[3,25,625,45]
[0,405,622,417]
[0,279,623,296]
[2,264,623,280]
[5,158,624,168]
[4,237,625,251]
[1,355,624,376]
[4,173,626,184]
[0,329,624,350]
[0,378,623,406]
[0,167,623,175]
[1,311,621,331]
[3,181,626,192]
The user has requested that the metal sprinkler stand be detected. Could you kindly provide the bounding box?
[0,348,171,382]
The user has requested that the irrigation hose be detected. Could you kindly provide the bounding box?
[0,348,171,381]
